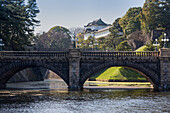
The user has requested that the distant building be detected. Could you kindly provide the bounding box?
[84,19,111,40]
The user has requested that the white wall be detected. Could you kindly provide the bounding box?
[84,30,110,40]
[95,30,110,38]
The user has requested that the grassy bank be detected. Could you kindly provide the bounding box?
[90,67,147,81]
[89,46,148,82]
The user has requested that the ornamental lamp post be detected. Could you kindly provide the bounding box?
[161,33,169,48]
[0,39,5,51]
[153,39,160,51]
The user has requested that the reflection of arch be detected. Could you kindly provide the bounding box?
[80,60,160,89]
[0,60,69,86]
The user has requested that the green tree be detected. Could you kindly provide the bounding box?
[119,7,142,35]
[144,44,155,51]
[116,40,132,51]
[144,40,155,51]
[98,18,125,51]
[97,37,106,50]
[141,0,170,32]
[0,0,40,50]
[109,18,122,37]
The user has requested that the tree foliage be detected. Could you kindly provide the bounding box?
[141,0,170,32]
[119,7,142,35]
[93,18,126,51]
[0,0,40,50]
[109,18,123,38]
[36,26,71,50]
[116,40,132,51]
[144,43,155,51]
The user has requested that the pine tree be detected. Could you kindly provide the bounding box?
[141,0,170,32]
[0,0,40,50]
[119,7,142,35]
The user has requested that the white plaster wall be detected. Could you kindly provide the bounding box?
[84,30,110,40]
[95,30,110,38]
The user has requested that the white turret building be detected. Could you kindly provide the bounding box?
[84,19,111,40]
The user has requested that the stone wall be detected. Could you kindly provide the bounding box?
[44,70,61,79]
[160,48,170,90]
[8,67,45,83]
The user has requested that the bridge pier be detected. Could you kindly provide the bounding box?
[160,48,170,91]
[68,49,82,90]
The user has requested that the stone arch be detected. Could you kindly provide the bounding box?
[80,60,160,89]
[0,60,69,87]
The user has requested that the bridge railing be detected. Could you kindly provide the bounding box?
[81,51,160,57]
[0,51,69,57]
[0,51,160,58]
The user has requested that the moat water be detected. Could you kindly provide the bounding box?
[0,80,169,113]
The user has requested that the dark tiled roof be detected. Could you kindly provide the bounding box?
[84,18,110,27]
[84,28,96,33]
[84,26,111,34]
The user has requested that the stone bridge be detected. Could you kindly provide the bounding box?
[0,49,170,91]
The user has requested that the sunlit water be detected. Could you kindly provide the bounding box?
[0,80,169,113]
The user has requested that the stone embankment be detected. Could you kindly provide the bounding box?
[8,67,46,83]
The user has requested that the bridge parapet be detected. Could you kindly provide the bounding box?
[0,51,69,60]
[81,51,159,58]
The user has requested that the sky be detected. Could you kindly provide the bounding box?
[35,0,145,34]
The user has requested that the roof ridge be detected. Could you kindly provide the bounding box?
[85,18,110,27]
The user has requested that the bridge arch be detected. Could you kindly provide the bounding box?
[0,60,69,87]
[80,60,160,89]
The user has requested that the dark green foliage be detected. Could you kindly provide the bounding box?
[116,40,132,51]
[0,0,40,50]
[102,36,126,51]
[158,33,164,48]
[119,7,142,35]
[88,18,127,51]
[109,18,123,38]
[144,41,155,51]
[141,0,170,32]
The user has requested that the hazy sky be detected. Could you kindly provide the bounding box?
[35,0,145,33]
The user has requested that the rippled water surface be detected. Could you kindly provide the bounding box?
[0,80,169,113]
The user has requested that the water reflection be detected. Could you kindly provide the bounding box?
[6,79,68,90]
[0,80,169,113]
